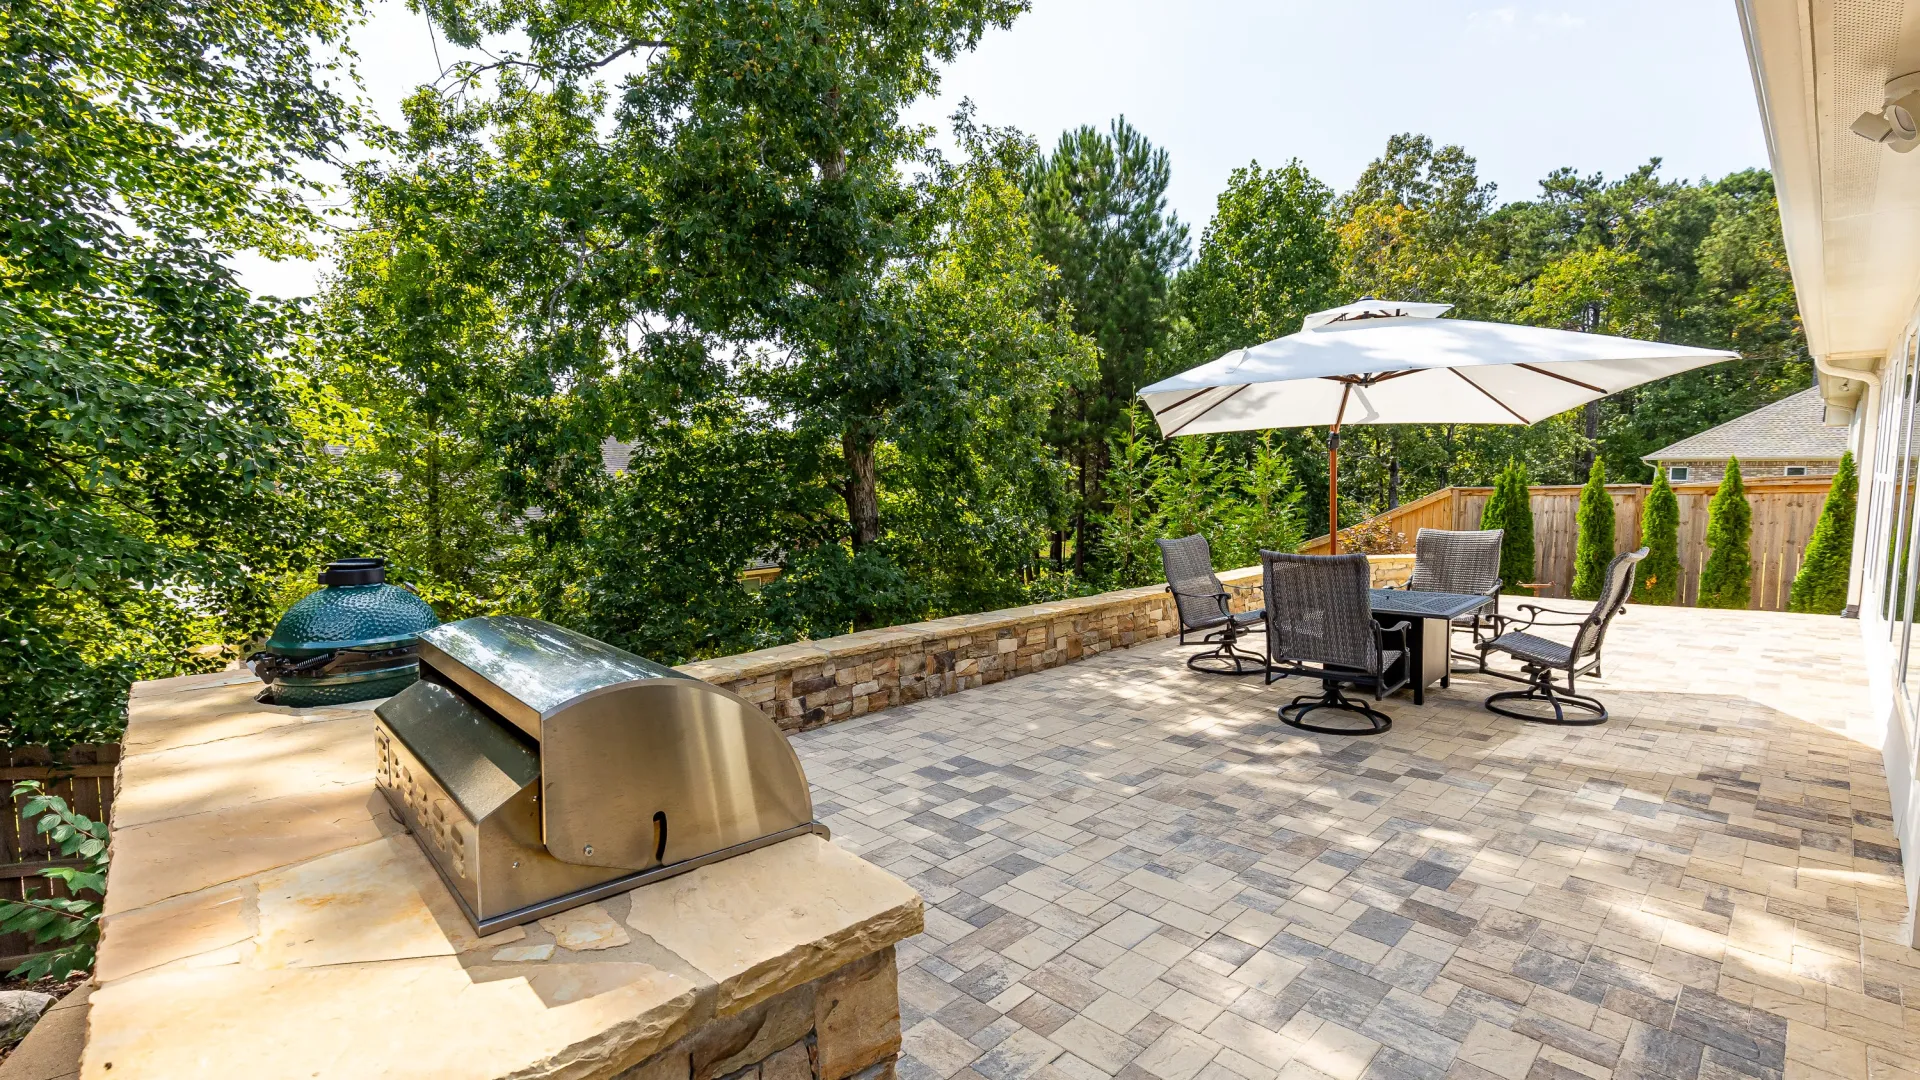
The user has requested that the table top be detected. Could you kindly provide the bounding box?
[1368,588,1492,620]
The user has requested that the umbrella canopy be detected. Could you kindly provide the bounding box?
[1141,302,1736,437]
[1137,299,1737,551]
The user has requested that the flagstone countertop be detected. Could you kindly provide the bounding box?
[82,670,923,1080]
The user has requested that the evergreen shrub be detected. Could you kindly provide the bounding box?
[1637,470,1681,605]
[1788,451,1857,614]
[1699,458,1753,609]
[1571,459,1615,601]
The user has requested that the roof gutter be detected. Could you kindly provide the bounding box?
[1814,354,1880,425]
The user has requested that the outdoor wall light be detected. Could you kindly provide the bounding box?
[1851,72,1920,152]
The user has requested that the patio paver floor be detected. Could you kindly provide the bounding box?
[792,602,1912,1080]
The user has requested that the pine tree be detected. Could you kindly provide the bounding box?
[1480,460,1534,594]
[1571,459,1615,601]
[1788,451,1857,614]
[1637,470,1681,605]
[1698,459,1753,609]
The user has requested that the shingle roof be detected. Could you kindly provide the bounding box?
[1642,387,1847,463]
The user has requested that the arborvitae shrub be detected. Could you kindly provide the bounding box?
[1571,458,1614,601]
[1788,451,1857,615]
[1698,458,1753,609]
[1637,469,1681,605]
[1481,459,1534,593]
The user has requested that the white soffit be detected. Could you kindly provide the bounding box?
[1740,0,1920,366]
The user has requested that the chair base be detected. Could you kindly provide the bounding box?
[1188,642,1269,676]
[1279,681,1392,736]
[1482,678,1609,726]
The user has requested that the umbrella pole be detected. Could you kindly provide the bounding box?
[1328,428,1340,555]
[1328,383,1351,556]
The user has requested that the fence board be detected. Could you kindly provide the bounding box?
[0,745,119,965]
[1298,476,1832,610]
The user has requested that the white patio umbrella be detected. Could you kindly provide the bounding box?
[1137,299,1736,553]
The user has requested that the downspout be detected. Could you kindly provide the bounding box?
[1813,354,1880,617]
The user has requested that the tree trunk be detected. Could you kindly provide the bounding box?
[1386,430,1400,510]
[1050,530,1064,572]
[1583,401,1599,472]
[425,433,443,579]
[842,428,880,549]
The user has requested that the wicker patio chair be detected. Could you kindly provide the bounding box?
[1262,551,1411,736]
[1158,535,1266,675]
[1403,527,1504,666]
[1476,547,1648,726]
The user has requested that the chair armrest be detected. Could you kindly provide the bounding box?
[1167,585,1232,619]
[1484,579,1503,598]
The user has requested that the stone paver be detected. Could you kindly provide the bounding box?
[795,601,1908,1080]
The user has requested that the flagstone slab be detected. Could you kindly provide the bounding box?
[85,673,923,1080]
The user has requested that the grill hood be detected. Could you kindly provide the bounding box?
[374,615,824,932]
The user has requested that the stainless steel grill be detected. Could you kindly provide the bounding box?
[374,615,826,933]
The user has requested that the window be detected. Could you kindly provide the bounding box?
[1785,465,1808,477]
[1668,466,1689,482]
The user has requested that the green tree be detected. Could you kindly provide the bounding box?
[1172,160,1341,364]
[1479,460,1536,593]
[1699,460,1754,609]
[1025,117,1189,571]
[1637,470,1681,605]
[1,0,369,746]
[1221,434,1306,568]
[1165,160,1340,533]
[1571,459,1615,600]
[1789,451,1857,615]
[1092,409,1166,588]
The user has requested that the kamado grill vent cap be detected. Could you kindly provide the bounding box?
[254,557,439,707]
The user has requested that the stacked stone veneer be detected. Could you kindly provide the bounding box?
[620,948,900,1080]
[677,555,1415,734]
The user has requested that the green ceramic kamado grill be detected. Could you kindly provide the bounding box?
[252,558,439,706]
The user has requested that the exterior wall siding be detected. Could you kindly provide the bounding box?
[677,557,1415,733]
[1653,457,1841,484]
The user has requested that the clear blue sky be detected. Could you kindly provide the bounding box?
[237,0,1770,296]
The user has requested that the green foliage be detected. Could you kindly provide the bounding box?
[1789,451,1858,615]
[1092,412,1166,588]
[0,783,109,980]
[1637,470,1682,605]
[1699,459,1754,609]
[759,546,928,643]
[1480,460,1536,593]
[1025,116,1189,571]
[1171,160,1341,367]
[1,0,370,746]
[1091,411,1306,588]
[1571,460,1615,601]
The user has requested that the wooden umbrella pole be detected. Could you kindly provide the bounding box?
[1328,427,1340,555]
[1328,383,1352,556]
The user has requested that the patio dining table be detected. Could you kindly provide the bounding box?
[1367,588,1492,705]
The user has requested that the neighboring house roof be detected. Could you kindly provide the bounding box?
[1642,387,1847,463]
[601,438,634,475]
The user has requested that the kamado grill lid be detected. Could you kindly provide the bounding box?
[266,557,439,657]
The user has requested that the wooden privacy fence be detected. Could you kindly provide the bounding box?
[0,744,117,970]
[1301,476,1834,610]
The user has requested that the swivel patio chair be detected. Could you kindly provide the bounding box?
[1159,534,1266,675]
[1262,551,1411,736]
[1402,527,1505,668]
[1476,547,1647,726]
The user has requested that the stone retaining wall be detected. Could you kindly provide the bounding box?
[618,947,900,1080]
[677,555,1415,734]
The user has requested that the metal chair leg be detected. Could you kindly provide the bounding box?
[1279,680,1393,736]
[1186,623,1268,676]
[1482,664,1608,726]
